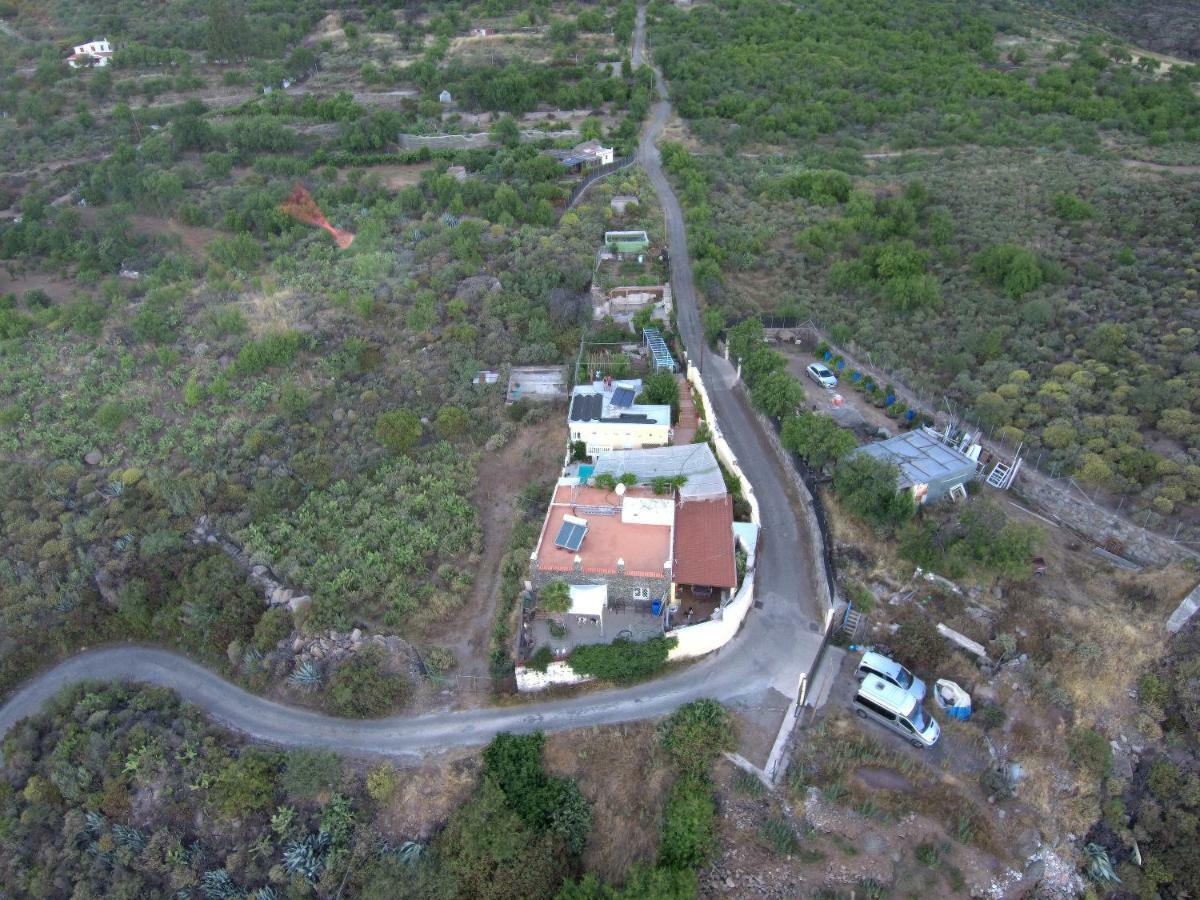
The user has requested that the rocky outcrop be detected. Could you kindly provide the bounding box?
[289,630,423,677]
[192,516,311,611]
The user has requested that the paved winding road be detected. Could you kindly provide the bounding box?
[0,7,827,758]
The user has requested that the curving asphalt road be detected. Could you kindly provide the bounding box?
[0,6,827,758]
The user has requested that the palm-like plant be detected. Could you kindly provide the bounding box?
[539,580,571,616]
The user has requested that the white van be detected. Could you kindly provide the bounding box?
[855,650,926,703]
[853,677,940,748]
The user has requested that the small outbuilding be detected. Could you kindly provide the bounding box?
[438,89,453,104]
[610,195,638,214]
[853,428,978,504]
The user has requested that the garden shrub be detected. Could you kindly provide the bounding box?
[281,748,343,799]
[233,330,302,375]
[375,409,423,453]
[658,777,717,870]
[657,699,736,779]
[325,646,410,718]
[569,635,675,683]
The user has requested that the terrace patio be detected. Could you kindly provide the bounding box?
[518,603,666,661]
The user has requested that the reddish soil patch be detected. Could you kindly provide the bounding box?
[128,213,222,255]
[0,269,80,303]
[855,765,913,792]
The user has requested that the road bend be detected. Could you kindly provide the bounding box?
[0,6,827,758]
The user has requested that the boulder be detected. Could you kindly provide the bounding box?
[84,450,102,466]
[288,595,311,612]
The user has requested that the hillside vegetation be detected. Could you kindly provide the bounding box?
[0,0,655,697]
[651,0,1200,531]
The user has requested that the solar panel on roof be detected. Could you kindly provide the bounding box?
[611,386,635,408]
[554,521,587,552]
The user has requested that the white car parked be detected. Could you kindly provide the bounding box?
[806,362,838,388]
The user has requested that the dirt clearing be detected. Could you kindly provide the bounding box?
[419,415,567,676]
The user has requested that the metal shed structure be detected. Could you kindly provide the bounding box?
[642,327,676,372]
[591,443,726,501]
[854,428,978,504]
[604,230,650,254]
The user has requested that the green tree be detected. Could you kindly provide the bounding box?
[781,413,858,469]
[375,409,423,453]
[556,866,697,900]
[205,0,250,61]
[638,371,681,423]
[281,749,343,799]
[435,405,470,442]
[211,748,278,818]
[832,453,915,529]
[750,371,804,419]
[658,777,716,870]
[326,646,410,717]
[437,778,567,900]
[490,116,522,147]
[569,636,675,683]
[702,306,725,344]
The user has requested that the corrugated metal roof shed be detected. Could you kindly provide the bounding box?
[854,428,977,501]
[592,443,726,500]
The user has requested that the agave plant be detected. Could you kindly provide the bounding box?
[287,660,323,689]
[242,647,264,670]
[252,888,280,900]
[378,840,425,865]
[200,868,240,899]
[396,840,424,865]
[85,810,107,834]
[113,823,148,853]
[282,831,331,883]
[113,533,135,552]
[1083,843,1121,886]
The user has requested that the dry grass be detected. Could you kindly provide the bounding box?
[238,286,304,336]
[375,753,480,841]
[791,714,1002,857]
[544,722,672,880]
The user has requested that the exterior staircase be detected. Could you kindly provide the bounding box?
[841,606,865,641]
[672,374,699,444]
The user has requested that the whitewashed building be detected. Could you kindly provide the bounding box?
[67,39,113,68]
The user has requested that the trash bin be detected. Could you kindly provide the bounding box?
[933,679,972,721]
[651,599,663,616]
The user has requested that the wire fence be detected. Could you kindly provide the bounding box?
[729,314,1200,557]
[565,155,636,211]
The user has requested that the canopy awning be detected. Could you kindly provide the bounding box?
[568,584,608,617]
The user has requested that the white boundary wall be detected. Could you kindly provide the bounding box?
[685,363,761,524]
[515,660,590,692]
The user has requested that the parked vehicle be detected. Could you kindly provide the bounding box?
[855,650,926,703]
[806,362,838,388]
[853,677,940,748]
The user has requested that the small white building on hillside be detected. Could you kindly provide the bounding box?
[67,39,113,68]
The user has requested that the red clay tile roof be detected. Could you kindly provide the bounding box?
[534,484,672,577]
[672,496,736,589]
